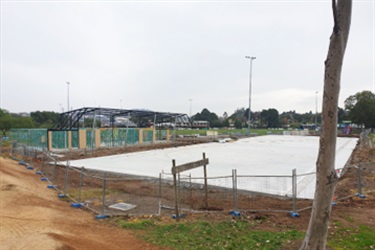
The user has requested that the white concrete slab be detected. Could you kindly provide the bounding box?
[66,135,358,199]
[109,203,137,211]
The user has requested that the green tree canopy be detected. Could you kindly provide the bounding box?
[344,90,375,128]
[0,109,35,135]
[260,108,280,128]
[30,111,60,128]
[0,115,14,135]
[192,108,222,128]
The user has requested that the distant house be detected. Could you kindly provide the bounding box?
[18,112,30,117]
[192,120,209,129]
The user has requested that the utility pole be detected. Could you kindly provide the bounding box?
[67,81,70,112]
[245,56,256,133]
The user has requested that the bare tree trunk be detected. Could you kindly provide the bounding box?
[300,1,352,249]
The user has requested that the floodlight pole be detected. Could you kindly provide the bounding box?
[245,56,256,133]
[315,91,318,126]
[189,99,192,117]
[67,81,70,113]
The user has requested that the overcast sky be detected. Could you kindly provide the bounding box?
[0,0,374,117]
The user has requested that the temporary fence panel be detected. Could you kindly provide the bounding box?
[72,130,79,148]
[156,130,167,141]
[100,128,139,147]
[10,128,47,150]
[296,172,316,199]
[51,131,68,149]
[86,129,95,148]
[104,174,161,216]
[161,171,237,212]
[235,171,299,212]
[116,128,139,146]
[143,130,153,143]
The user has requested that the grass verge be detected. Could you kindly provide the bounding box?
[327,225,375,249]
[117,218,303,250]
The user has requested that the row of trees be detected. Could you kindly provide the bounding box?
[0,110,60,135]
[192,90,374,129]
[0,90,373,135]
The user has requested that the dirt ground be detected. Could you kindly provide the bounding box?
[1,136,374,250]
[0,157,162,250]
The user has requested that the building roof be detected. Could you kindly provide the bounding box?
[53,107,190,130]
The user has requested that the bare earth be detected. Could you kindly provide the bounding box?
[1,137,374,250]
[0,157,159,250]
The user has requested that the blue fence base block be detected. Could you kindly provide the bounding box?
[26,166,34,170]
[71,203,84,208]
[19,161,26,166]
[58,194,66,198]
[47,185,57,189]
[355,193,366,199]
[172,214,185,219]
[40,177,48,181]
[36,171,42,175]
[290,212,300,218]
[229,211,241,217]
[95,214,109,220]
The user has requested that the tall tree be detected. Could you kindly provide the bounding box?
[300,1,352,249]
[0,115,15,135]
[30,111,60,128]
[344,90,375,128]
[260,108,280,128]
[192,108,222,127]
[337,107,347,124]
[344,90,374,110]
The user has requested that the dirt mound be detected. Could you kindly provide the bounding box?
[0,157,160,250]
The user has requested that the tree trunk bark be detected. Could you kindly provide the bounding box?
[300,1,352,249]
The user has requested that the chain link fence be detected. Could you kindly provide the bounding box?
[7,130,374,218]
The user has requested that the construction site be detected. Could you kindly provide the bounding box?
[2,106,375,249]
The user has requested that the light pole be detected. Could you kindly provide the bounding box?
[245,56,256,133]
[189,99,192,117]
[66,81,70,112]
[315,91,318,127]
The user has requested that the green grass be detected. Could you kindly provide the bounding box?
[116,217,375,250]
[328,225,375,250]
[117,219,303,250]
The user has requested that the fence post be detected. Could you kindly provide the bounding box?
[52,160,57,183]
[41,153,45,174]
[189,173,192,208]
[178,172,181,208]
[203,153,208,209]
[290,168,300,217]
[101,172,107,215]
[292,169,297,212]
[78,167,84,203]
[11,141,15,157]
[22,145,26,161]
[232,169,238,211]
[172,159,180,221]
[158,172,162,216]
[358,163,362,195]
[63,161,70,196]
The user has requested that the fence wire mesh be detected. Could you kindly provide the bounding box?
[8,137,374,218]
[100,128,140,147]
[10,128,47,150]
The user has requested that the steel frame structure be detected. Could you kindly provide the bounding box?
[51,107,190,131]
